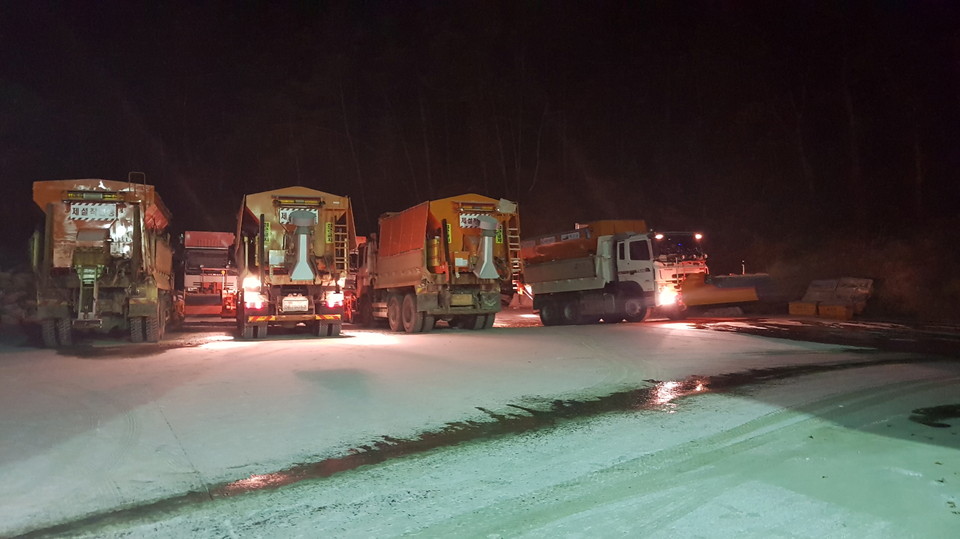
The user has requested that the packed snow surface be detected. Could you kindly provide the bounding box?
[1,313,957,537]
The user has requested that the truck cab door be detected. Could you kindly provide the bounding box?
[616,238,655,291]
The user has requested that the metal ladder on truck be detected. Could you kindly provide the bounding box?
[332,222,349,275]
[506,215,524,298]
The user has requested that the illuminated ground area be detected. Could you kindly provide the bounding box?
[46,361,960,538]
[1,310,957,537]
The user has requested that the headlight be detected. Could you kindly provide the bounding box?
[658,287,678,306]
[242,275,261,292]
[325,292,344,309]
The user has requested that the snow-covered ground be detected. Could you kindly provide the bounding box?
[1,313,958,537]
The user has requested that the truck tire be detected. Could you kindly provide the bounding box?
[623,298,648,323]
[240,320,255,340]
[457,314,486,330]
[56,318,73,346]
[130,317,144,343]
[483,313,495,329]
[357,296,374,327]
[539,301,561,326]
[387,295,402,332]
[144,315,160,342]
[255,323,268,339]
[421,315,435,333]
[317,321,341,337]
[145,310,164,343]
[401,293,423,333]
[562,300,583,325]
[41,319,57,348]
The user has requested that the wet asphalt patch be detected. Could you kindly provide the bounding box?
[701,318,960,358]
[55,340,204,359]
[910,404,960,428]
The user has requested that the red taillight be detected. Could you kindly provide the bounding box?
[244,292,265,311]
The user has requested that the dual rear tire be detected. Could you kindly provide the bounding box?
[130,299,167,343]
[388,293,435,333]
[538,298,591,326]
[539,296,649,325]
[454,313,494,330]
[41,318,72,348]
[388,291,493,332]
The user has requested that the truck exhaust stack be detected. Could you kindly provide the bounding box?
[288,210,317,281]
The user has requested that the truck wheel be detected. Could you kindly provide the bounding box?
[255,324,268,339]
[623,298,648,323]
[421,315,435,333]
[482,313,495,329]
[56,318,73,346]
[144,315,160,342]
[464,315,486,330]
[317,321,342,337]
[562,300,582,325]
[539,301,561,326]
[357,296,374,327]
[130,317,144,343]
[240,320,254,340]
[145,308,164,343]
[387,295,402,332]
[401,293,423,333]
[41,320,57,348]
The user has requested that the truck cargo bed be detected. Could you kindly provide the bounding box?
[523,255,607,294]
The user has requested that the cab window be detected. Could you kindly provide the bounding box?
[629,240,651,261]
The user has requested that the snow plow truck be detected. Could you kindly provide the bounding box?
[520,220,760,325]
[178,230,238,317]
[351,194,521,332]
[30,177,177,346]
[233,186,356,339]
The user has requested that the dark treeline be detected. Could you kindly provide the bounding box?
[2,1,958,271]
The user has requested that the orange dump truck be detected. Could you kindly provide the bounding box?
[352,194,521,332]
[233,186,357,339]
[30,178,176,346]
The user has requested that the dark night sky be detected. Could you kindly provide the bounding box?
[2,1,958,272]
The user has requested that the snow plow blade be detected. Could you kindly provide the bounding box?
[681,273,766,307]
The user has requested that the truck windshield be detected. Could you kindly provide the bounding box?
[652,234,704,261]
[184,249,233,273]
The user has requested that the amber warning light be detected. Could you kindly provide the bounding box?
[65,191,123,201]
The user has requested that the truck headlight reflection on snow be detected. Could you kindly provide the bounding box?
[652,379,709,406]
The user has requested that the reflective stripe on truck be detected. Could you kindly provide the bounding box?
[246,314,341,322]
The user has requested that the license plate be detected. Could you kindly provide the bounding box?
[451,294,473,306]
